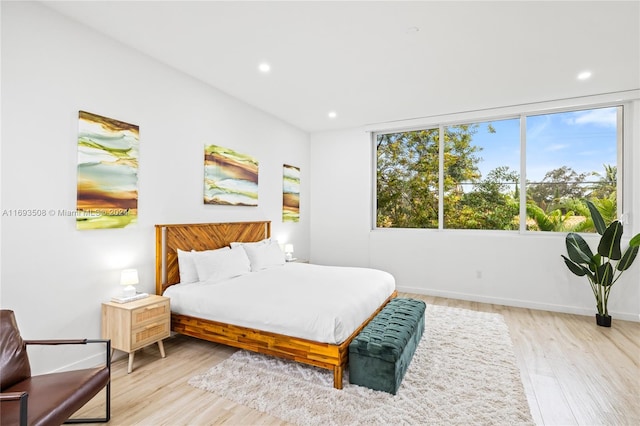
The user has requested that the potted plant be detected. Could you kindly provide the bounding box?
[561,200,640,327]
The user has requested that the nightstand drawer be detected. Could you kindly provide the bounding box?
[131,321,170,350]
[131,300,169,327]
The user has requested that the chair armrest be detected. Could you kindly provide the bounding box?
[0,391,28,426]
[24,339,112,366]
[24,339,88,345]
[0,391,28,401]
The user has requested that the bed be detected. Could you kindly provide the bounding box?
[155,221,397,389]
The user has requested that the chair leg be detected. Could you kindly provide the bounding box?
[63,382,110,424]
[63,340,111,423]
[19,392,28,426]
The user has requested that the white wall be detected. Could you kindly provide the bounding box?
[310,105,640,321]
[1,2,309,373]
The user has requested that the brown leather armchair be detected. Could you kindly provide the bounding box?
[0,310,111,426]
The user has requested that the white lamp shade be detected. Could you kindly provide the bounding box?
[120,269,139,286]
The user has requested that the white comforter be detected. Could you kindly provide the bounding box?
[163,262,396,344]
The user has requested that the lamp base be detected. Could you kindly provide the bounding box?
[122,285,137,298]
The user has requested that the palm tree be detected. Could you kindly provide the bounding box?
[526,203,579,232]
[590,164,617,200]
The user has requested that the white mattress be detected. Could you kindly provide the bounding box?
[163,262,396,344]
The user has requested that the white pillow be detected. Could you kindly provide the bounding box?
[193,246,251,283]
[177,248,199,283]
[230,238,270,249]
[241,240,285,271]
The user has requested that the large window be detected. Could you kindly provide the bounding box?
[525,107,619,232]
[377,129,440,228]
[443,119,520,230]
[375,105,622,232]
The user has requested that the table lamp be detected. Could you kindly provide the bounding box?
[284,244,294,261]
[120,268,139,298]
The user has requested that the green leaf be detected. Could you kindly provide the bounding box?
[561,255,589,277]
[630,233,640,247]
[618,245,639,271]
[526,203,555,231]
[595,262,614,286]
[586,200,606,235]
[598,221,623,260]
[566,233,593,264]
[588,253,601,273]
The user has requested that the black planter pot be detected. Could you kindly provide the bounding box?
[596,313,612,327]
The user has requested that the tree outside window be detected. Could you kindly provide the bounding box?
[375,106,620,232]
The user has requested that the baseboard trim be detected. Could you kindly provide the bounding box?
[396,285,640,323]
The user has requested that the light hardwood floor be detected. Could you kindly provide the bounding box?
[74,294,640,425]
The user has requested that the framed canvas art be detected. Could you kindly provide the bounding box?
[76,111,139,230]
[283,164,300,222]
[204,144,259,206]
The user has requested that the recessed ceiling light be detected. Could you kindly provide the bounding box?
[406,26,420,34]
[577,71,592,80]
[258,63,271,73]
[328,111,337,119]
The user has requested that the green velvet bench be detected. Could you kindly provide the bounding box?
[348,298,426,394]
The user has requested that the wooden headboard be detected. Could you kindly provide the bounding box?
[155,221,271,295]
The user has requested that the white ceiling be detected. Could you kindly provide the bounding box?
[41,1,640,133]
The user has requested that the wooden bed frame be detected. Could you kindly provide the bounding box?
[155,221,396,389]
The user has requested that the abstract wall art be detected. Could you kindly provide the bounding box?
[76,111,139,230]
[204,144,259,206]
[283,164,300,222]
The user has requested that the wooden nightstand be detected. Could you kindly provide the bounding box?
[101,294,170,373]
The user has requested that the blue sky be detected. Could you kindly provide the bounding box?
[466,106,618,183]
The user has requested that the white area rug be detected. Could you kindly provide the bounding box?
[189,304,534,425]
